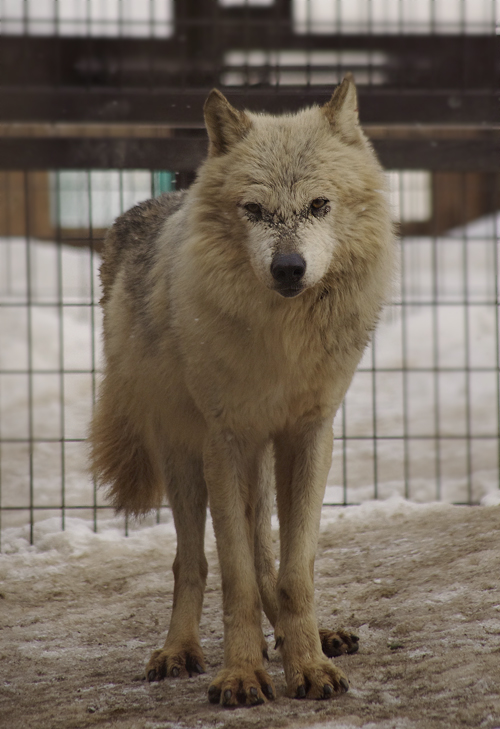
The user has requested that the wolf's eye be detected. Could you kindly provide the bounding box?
[311,198,328,211]
[244,203,262,217]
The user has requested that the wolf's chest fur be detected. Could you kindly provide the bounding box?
[170,267,370,435]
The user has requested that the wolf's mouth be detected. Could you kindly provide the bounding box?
[274,285,304,298]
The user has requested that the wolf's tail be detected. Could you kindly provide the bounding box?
[89,387,164,516]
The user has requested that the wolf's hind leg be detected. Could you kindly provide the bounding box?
[146,451,208,681]
[254,442,279,631]
[319,629,359,657]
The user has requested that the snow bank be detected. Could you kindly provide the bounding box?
[327,213,500,505]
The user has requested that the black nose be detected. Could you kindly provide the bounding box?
[270,253,306,285]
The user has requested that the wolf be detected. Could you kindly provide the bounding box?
[90,74,394,706]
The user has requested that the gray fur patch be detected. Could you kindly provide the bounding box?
[100,191,187,306]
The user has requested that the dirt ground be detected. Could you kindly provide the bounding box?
[1,502,500,729]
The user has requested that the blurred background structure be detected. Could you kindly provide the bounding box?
[1,1,499,543]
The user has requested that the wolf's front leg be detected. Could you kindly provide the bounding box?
[274,418,349,700]
[203,431,275,707]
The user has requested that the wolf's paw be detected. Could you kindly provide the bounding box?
[287,659,349,700]
[320,628,359,658]
[146,643,206,681]
[208,667,275,707]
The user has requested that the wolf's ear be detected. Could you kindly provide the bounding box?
[322,73,362,144]
[204,89,252,156]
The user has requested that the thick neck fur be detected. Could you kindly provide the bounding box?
[176,138,392,347]
[169,188,392,434]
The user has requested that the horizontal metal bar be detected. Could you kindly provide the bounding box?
[0,438,86,444]
[391,301,500,306]
[0,504,118,511]
[358,367,500,374]
[0,302,98,307]
[1,366,499,376]
[0,501,488,511]
[0,370,98,375]
[2,434,498,444]
[332,435,500,441]
[2,300,498,308]
[1,34,497,88]
[0,135,499,170]
[375,138,500,170]
[322,502,483,507]
[0,136,207,170]
[0,88,498,125]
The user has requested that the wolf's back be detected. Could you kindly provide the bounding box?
[99,190,186,305]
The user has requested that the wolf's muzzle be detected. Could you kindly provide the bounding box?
[271,253,306,297]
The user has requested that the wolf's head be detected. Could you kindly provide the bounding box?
[201,76,387,299]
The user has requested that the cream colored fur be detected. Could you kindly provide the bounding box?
[90,75,394,706]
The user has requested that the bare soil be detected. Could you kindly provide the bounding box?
[1,503,500,729]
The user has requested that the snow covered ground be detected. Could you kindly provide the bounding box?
[1,498,499,729]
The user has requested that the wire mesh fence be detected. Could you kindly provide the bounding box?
[0,170,175,543]
[1,0,499,546]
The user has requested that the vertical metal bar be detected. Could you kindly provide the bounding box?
[461,174,473,502]
[0,324,2,550]
[371,334,378,499]
[341,400,348,504]
[24,0,34,542]
[119,0,124,37]
[120,162,129,541]
[400,232,410,500]
[431,201,442,500]
[368,0,373,86]
[87,170,98,533]
[22,0,28,35]
[335,0,342,82]
[275,0,281,89]
[85,0,91,37]
[493,0,500,497]
[1,170,5,546]
[55,170,66,530]
[119,169,124,215]
[242,0,250,87]
[305,5,311,89]
[494,176,500,493]
[24,171,35,544]
[398,172,411,499]
[3,174,13,296]
[461,7,473,503]
[430,0,436,34]
[154,122,161,535]
[0,167,11,549]
[149,0,154,39]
